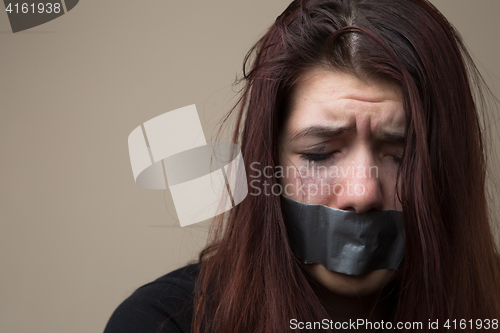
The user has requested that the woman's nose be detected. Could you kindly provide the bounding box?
[330,157,384,214]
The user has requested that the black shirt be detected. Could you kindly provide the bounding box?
[104,263,199,333]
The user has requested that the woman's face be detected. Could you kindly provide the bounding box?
[279,67,405,296]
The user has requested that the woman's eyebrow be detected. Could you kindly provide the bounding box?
[376,130,405,145]
[288,125,354,142]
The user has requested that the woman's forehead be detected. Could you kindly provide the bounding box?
[291,67,403,105]
[285,68,405,139]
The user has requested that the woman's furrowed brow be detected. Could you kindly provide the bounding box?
[376,130,405,145]
[288,125,354,142]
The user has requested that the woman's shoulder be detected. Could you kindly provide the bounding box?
[104,263,200,333]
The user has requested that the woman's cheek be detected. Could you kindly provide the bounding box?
[282,162,339,205]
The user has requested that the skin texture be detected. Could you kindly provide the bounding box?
[278,67,405,321]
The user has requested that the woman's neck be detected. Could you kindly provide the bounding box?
[311,281,397,332]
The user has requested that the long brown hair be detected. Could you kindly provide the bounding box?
[192,0,500,331]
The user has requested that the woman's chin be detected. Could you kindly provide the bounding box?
[302,263,399,296]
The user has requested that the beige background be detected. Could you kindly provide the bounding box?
[0,1,499,332]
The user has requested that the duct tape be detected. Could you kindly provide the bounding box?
[282,195,405,275]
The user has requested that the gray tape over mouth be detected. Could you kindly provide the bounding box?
[282,195,405,276]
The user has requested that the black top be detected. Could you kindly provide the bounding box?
[104,263,199,333]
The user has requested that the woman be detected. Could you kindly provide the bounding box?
[105,0,500,332]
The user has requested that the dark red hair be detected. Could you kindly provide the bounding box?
[192,0,500,332]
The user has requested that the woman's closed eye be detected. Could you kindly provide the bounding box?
[389,154,402,164]
[299,151,340,162]
[299,151,402,164]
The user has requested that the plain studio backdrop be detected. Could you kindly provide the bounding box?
[1,1,499,332]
